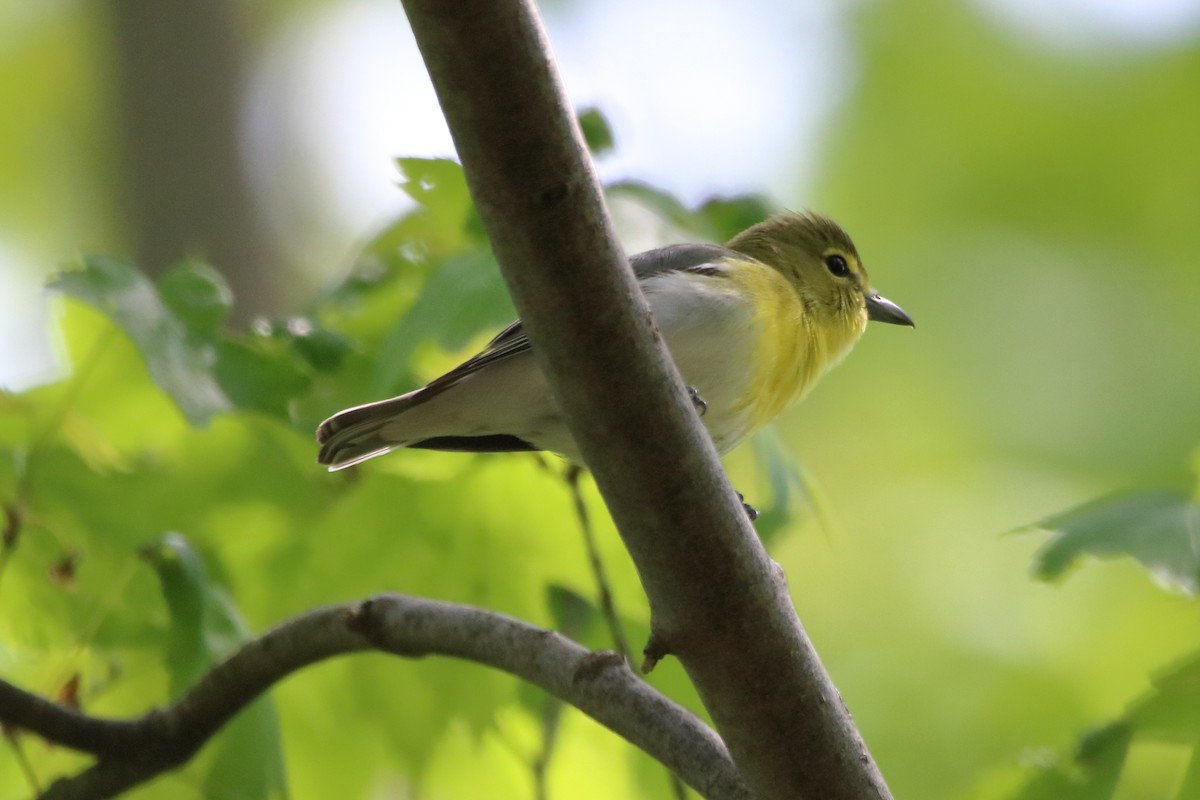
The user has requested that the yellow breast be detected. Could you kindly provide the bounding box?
[726,259,865,431]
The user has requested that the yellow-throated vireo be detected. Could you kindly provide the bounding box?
[317,211,912,473]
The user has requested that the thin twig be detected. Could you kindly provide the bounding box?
[0,595,748,800]
[4,727,42,795]
[563,466,688,800]
[563,465,630,658]
[530,690,563,800]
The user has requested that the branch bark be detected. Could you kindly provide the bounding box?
[396,1,893,798]
[0,595,746,800]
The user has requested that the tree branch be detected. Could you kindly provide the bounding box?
[396,1,892,798]
[0,595,747,800]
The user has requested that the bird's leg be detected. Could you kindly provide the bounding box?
[686,386,707,417]
[642,629,670,674]
[681,385,753,519]
[736,491,758,521]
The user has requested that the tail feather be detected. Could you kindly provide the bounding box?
[318,436,399,471]
[316,392,424,470]
[316,415,398,471]
[315,388,541,470]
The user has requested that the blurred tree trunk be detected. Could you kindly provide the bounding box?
[108,0,281,323]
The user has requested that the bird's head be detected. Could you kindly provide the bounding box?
[726,211,913,329]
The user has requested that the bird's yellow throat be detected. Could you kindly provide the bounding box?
[726,257,866,431]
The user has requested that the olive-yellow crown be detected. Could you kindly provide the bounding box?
[728,211,912,326]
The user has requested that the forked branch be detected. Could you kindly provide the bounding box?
[0,595,748,800]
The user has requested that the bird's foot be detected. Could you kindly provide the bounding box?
[736,491,758,521]
[686,386,707,417]
[642,630,671,674]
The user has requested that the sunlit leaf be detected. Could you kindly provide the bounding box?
[50,256,231,426]
[142,532,229,693]
[142,533,288,799]
[1127,651,1200,740]
[372,249,514,393]
[396,157,477,245]
[1175,748,1200,800]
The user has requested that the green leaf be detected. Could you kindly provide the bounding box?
[204,695,288,800]
[1010,723,1131,800]
[142,533,288,799]
[141,532,231,693]
[578,107,615,157]
[372,249,515,393]
[1127,651,1200,740]
[748,428,821,546]
[319,159,485,339]
[545,584,599,641]
[605,182,771,243]
[213,338,311,419]
[396,157,476,239]
[157,261,233,337]
[289,324,352,373]
[1028,491,1200,594]
[50,256,231,426]
[695,195,773,242]
[1076,724,1133,789]
[1175,748,1200,800]
[606,180,697,232]
[517,585,598,723]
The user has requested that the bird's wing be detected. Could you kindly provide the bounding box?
[443,242,745,385]
[317,243,749,466]
[416,318,531,401]
[629,242,744,279]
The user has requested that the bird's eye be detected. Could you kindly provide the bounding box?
[824,254,850,277]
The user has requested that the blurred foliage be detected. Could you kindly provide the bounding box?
[1030,491,1200,595]
[2,1,1200,799]
[1009,475,1200,800]
[578,106,616,157]
[143,533,288,800]
[0,153,780,799]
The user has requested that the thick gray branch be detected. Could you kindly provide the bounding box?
[0,595,745,800]
[396,1,892,798]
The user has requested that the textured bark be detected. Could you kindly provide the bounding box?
[396,1,893,798]
[1,597,746,800]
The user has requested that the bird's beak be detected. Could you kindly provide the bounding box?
[865,292,914,327]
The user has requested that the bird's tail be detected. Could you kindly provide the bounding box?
[316,392,424,471]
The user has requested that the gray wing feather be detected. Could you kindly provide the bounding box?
[629,242,742,278]
[318,242,749,467]
[423,242,743,392]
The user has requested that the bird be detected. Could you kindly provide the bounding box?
[316,211,912,475]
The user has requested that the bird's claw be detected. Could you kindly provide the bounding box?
[686,386,707,417]
[736,491,758,521]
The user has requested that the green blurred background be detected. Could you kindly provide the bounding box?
[2,0,1199,798]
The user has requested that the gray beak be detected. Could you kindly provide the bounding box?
[865,292,914,327]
